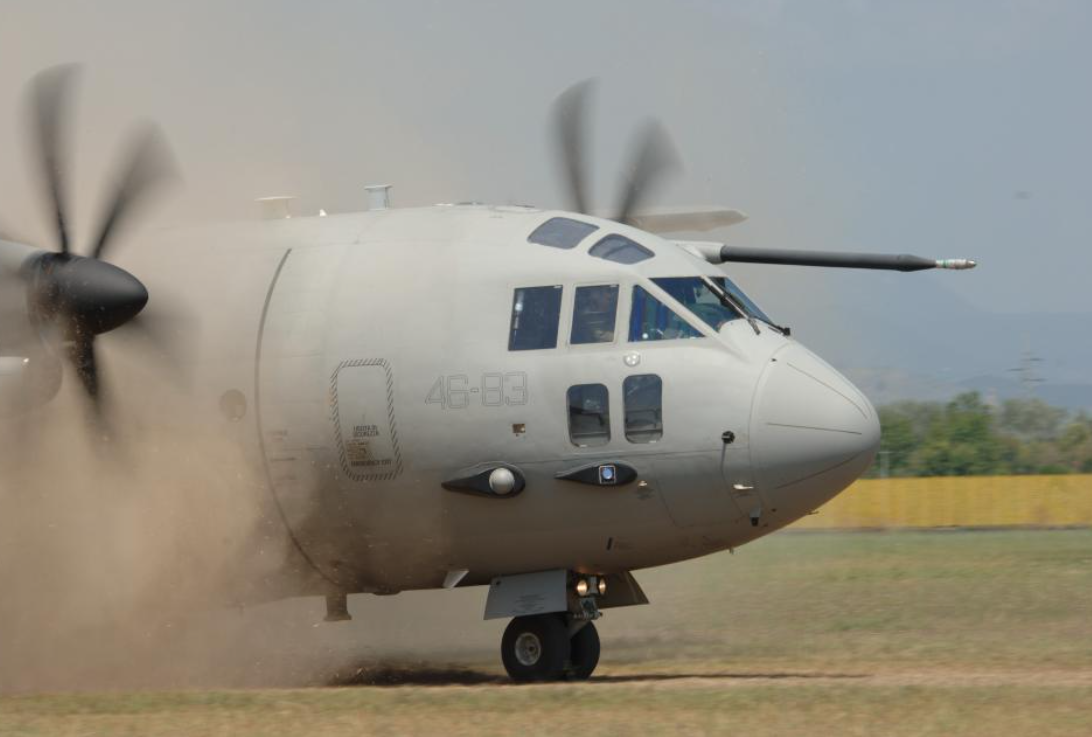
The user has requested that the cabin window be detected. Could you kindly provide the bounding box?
[629,286,702,342]
[570,285,619,344]
[567,383,611,446]
[528,217,599,249]
[508,286,563,351]
[652,277,742,331]
[624,374,663,443]
[589,234,654,264]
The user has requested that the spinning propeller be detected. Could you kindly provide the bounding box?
[553,80,682,227]
[551,80,976,273]
[9,65,176,424]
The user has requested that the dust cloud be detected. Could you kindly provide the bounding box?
[0,360,283,691]
[0,350,514,693]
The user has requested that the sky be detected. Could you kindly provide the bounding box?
[1,0,1089,384]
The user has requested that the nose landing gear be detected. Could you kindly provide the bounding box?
[500,614,601,682]
[488,571,629,682]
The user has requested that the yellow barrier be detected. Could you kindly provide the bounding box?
[791,474,1092,529]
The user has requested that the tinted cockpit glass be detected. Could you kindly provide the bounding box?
[652,277,742,331]
[629,286,702,342]
[708,276,773,325]
[528,217,599,249]
[571,285,619,344]
[589,235,654,264]
[508,286,563,350]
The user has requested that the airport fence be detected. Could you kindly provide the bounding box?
[791,474,1092,530]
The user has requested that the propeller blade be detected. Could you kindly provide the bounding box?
[115,306,194,386]
[28,64,80,255]
[68,333,101,406]
[90,123,176,261]
[613,119,681,227]
[553,79,595,215]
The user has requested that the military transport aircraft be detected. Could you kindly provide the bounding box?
[0,68,974,681]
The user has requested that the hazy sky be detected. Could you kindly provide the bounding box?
[1,1,1089,320]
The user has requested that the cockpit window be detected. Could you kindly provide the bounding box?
[629,286,702,342]
[528,217,599,249]
[589,235,654,264]
[508,286,563,351]
[571,285,619,344]
[709,276,774,325]
[653,277,743,331]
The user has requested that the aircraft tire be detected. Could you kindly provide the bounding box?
[501,614,569,682]
[565,621,600,680]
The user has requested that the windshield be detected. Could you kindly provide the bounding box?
[652,277,743,331]
[709,276,773,325]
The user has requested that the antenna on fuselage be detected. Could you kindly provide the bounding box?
[365,184,392,211]
[255,195,296,220]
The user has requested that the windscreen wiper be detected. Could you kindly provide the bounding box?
[702,276,760,335]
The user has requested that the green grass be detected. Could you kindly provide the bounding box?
[613,528,1092,670]
[2,529,1091,736]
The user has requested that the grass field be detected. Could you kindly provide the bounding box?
[2,529,1090,736]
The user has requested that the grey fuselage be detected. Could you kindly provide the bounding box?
[89,204,882,597]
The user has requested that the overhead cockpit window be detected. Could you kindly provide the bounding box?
[571,285,619,344]
[629,286,702,342]
[567,383,611,447]
[528,217,599,249]
[508,285,563,351]
[653,277,743,331]
[624,374,663,443]
[589,235,654,264]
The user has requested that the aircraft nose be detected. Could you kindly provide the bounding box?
[750,344,880,509]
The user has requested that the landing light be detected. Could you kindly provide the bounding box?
[574,576,607,597]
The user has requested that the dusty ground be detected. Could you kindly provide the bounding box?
[1,529,1090,735]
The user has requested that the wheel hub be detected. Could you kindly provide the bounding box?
[514,632,542,666]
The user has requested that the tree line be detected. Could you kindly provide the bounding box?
[869,393,1092,477]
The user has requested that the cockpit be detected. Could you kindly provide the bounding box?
[517,216,776,350]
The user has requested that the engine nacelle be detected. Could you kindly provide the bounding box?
[0,240,64,415]
[0,352,63,416]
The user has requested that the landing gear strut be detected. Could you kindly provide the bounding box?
[500,614,601,682]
